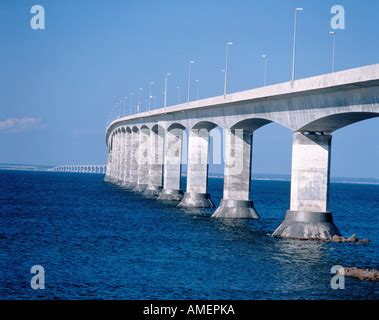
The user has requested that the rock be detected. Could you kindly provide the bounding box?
[332,235,343,242]
[343,267,379,281]
[347,234,358,242]
[331,234,370,243]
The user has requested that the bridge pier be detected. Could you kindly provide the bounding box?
[105,147,111,180]
[105,136,113,181]
[144,127,164,197]
[128,128,139,189]
[115,131,124,184]
[273,132,341,240]
[134,127,150,192]
[178,129,214,208]
[158,128,184,201]
[121,129,133,188]
[113,131,121,184]
[108,134,116,182]
[212,129,259,219]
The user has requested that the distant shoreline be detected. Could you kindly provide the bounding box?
[1,165,378,186]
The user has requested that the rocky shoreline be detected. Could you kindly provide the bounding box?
[339,267,379,281]
[331,234,370,243]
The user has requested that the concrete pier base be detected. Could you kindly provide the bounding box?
[272,211,341,240]
[133,184,147,193]
[177,192,214,208]
[213,130,259,219]
[158,189,184,201]
[143,186,163,197]
[273,132,340,240]
[120,182,135,189]
[212,199,259,219]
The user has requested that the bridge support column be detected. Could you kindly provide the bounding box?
[116,131,125,185]
[212,129,259,219]
[273,132,341,240]
[158,128,184,201]
[178,129,214,208]
[134,127,150,192]
[113,132,121,184]
[110,133,118,183]
[108,136,114,181]
[129,129,139,189]
[144,127,164,197]
[121,130,132,188]
[104,143,112,182]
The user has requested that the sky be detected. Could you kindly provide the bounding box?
[0,0,378,178]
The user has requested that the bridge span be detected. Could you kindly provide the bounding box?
[104,64,379,240]
[51,165,106,174]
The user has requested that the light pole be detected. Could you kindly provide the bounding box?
[195,80,199,100]
[262,54,268,86]
[152,96,156,109]
[187,61,195,104]
[137,88,142,113]
[330,31,336,73]
[129,92,134,115]
[117,99,122,118]
[148,81,154,111]
[164,73,171,109]
[177,86,181,104]
[291,8,303,84]
[124,96,128,116]
[224,42,233,98]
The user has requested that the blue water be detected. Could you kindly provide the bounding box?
[0,170,378,300]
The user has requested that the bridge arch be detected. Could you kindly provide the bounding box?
[191,120,219,131]
[151,123,165,134]
[167,123,186,131]
[230,117,277,132]
[299,111,379,132]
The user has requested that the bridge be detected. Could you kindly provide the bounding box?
[104,64,379,240]
[51,165,106,174]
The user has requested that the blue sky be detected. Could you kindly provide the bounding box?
[0,0,378,178]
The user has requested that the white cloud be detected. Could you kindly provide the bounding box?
[0,117,42,132]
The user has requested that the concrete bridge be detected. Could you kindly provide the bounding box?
[51,165,106,174]
[104,64,379,240]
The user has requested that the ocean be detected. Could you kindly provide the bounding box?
[0,170,378,299]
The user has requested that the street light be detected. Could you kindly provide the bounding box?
[262,55,268,86]
[152,96,156,109]
[149,81,154,111]
[224,42,233,98]
[129,92,134,115]
[291,8,303,84]
[195,80,199,100]
[137,88,142,113]
[177,86,181,104]
[164,73,171,109]
[187,61,195,104]
[330,31,336,73]
[117,99,122,117]
[124,96,128,116]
